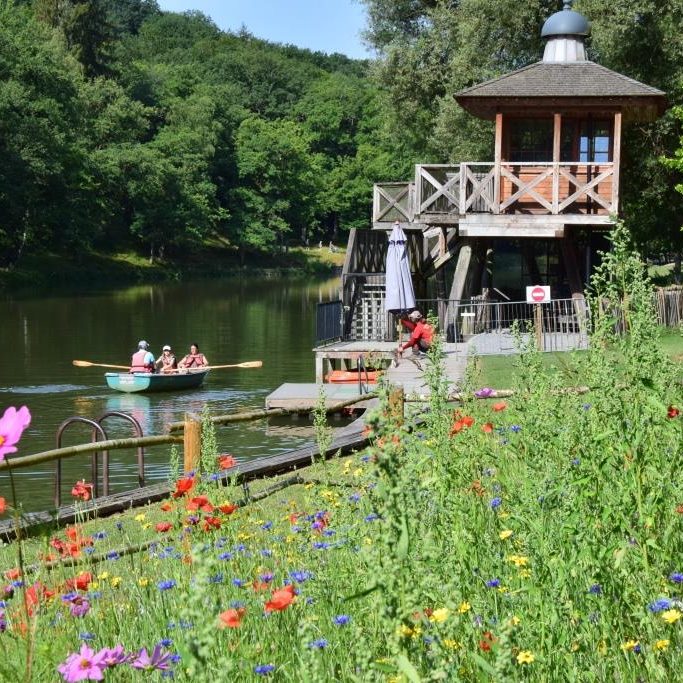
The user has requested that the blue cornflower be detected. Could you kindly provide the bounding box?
[115,522,123,530]
[349,493,361,502]
[179,620,193,630]
[157,580,176,591]
[88,591,102,600]
[490,497,502,509]
[230,600,246,609]
[260,549,273,557]
[509,425,522,433]
[260,573,274,583]
[648,598,672,613]
[322,529,336,537]
[79,633,95,641]
[582,403,591,410]
[84,548,95,555]
[218,552,233,561]
[170,654,182,664]
[361,455,371,463]
[364,513,379,522]
[209,573,224,584]
[254,664,275,675]
[290,571,312,583]
[308,639,328,649]
[61,592,78,602]
[333,614,350,626]
[158,638,173,648]
[291,526,302,533]
[313,542,330,550]
[588,584,602,595]
[92,531,106,540]
[106,551,120,561]
[571,458,581,466]
[232,578,244,588]
[0,601,6,609]
[11,581,23,589]
[485,578,500,588]
[208,473,220,482]
[261,521,273,530]
[633,643,642,653]
[669,572,683,584]
[588,612,600,624]
[305,597,315,605]
[234,544,246,553]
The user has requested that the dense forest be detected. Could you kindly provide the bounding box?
[1,0,682,272]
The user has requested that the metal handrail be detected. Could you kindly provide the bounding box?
[55,418,109,508]
[98,411,145,488]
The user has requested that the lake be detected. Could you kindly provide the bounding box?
[0,276,341,512]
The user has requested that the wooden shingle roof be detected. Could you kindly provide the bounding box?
[455,61,666,120]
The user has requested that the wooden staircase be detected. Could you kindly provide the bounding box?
[348,280,390,341]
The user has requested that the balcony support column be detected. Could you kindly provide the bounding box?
[493,112,503,214]
[612,111,622,213]
[552,113,562,214]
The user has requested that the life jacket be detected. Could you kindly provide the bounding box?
[418,321,434,344]
[183,353,206,368]
[159,354,176,369]
[131,350,154,373]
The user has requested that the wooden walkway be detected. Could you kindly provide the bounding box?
[0,424,368,541]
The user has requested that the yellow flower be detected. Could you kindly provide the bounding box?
[142,523,151,530]
[654,639,670,651]
[363,537,373,546]
[516,650,535,665]
[497,585,508,594]
[621,639,639,652]
[89,581,99,590]
[506,555,529,567]
[110,576,122,588]
[571,642,580,652]
[138,578,149,587]
[499,529,513,540]
[597,640,607,656]
[97,572,109,581]
[509,616,521,627]
[353,468,363,477]
[518,569,532,578]
[304,483,314,490]
[429,608,450,624]
[237,532,252,541]
[398,624,414,637]
[443,639,461,651]
[458,601,471,614]
[662,609,682,624]
[134,513,146,522]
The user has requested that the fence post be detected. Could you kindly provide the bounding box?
[534,304,543,350]
[183,412,202,474]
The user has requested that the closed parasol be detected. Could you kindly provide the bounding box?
[385,222,416,313]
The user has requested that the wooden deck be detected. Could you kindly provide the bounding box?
[0,423,369,541]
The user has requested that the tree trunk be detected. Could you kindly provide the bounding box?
[149,243,155,264]
[674,253,682,284]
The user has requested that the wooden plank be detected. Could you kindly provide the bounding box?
[553,113,561,213]
[612,111,622,213]
[494,112,503,214]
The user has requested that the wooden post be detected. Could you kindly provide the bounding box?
[611,111,622,213]
[493,112,503,214]
[183,412,201,474]
[534,305,543,350]
[552,113,562,213]
[388,387,405,426]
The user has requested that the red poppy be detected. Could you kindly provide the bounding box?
[218,607,245,628]
[479,630,497,651]
[462,415,475,427]
[218,503,238,515]
[4,568,21,581]
[288,512,301,525]
[218,454,237,470]
[265,585,296,612]
[450,420,465,435]
[71,480,93,501]
[65,572,92,592]
[0,497,6,515]
[172,477,195,498]
[202,516,222,532]
[160,502,173,512]
[469,480,485,497]
[481,422,494,433]
[65,526,80,541]
[492,402,507,412]
[668,405,680,419]
[676,504,683,515]
[187,496,214,513]
[155,522,173,533]
[252,580,269,592]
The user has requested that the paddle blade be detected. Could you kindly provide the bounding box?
[73,360,94,367]
[238,361,263,368]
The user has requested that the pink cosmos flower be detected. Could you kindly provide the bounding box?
[68,596,90,618]
[57,644,107,681]
[100,645,130,667]
[0,406,31,460]
[131,644,172,671]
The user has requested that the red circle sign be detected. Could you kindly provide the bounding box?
[531,286,546,302]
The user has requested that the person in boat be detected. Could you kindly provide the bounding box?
[130,340,155,373]
[178,343,209,369]
[398,310,434,357]
[155,344,177,373]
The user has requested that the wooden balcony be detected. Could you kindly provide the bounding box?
[373,161,618,235]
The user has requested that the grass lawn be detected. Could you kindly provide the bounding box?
[477,326,683,389]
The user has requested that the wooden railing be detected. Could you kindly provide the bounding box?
[373,161,618,221]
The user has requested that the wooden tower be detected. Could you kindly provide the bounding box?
[368,0,666,308]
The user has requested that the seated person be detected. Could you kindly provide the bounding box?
[155,344,177,373]
[130,340,155,373]
[398,311,434,356]
[178,343,209,369]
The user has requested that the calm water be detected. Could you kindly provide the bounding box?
[0,276,341,512]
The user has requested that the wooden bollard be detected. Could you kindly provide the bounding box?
[183,412,202,474]
[388,387,405,426]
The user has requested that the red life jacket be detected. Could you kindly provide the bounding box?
[417,321,434,344]
[183,353,206,368]
[130,350,154,373]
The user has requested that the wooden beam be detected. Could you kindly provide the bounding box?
[553,113,561,213]
[494,112,503,214]
[560,236,584,299]
[183,412,201,474]
[612,111,622,214]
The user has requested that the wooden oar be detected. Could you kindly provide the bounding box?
[173,361,263,373]
[73,360,130,370]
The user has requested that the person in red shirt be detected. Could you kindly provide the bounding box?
[178,343,209,369]
[398,311,434,356]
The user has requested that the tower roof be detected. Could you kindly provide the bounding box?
[541,1,590,39]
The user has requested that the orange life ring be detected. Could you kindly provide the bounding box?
[326,370,381,384]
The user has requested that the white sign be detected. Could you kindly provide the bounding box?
[526,285,551,304]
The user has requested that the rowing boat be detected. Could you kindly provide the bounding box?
[104,370,209,394]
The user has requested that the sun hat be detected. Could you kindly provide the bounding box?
[408,310,423,322]
[163,345,172,351]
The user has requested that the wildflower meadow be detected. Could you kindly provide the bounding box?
[0,227,682,681]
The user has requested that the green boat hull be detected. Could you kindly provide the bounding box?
[105,371,209,393]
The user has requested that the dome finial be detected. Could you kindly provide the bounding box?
[563,0,573,9]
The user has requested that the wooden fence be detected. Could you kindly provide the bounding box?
[655,287,683,328]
